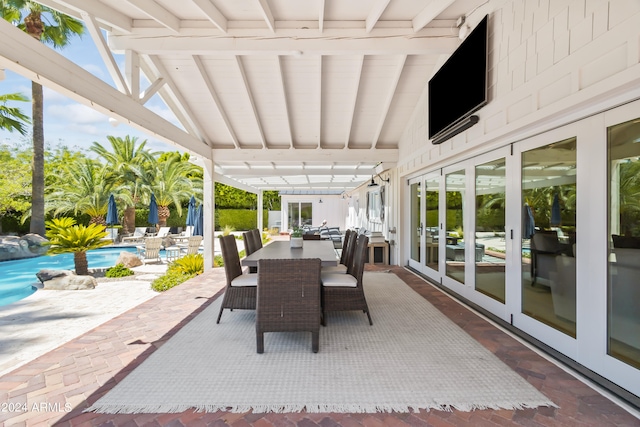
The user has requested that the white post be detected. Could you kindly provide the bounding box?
[257,190,264,231]
[202,156,215,270]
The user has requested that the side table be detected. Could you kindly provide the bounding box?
[367,241,389,265]
[165,246,181,262]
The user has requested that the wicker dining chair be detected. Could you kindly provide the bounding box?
[320,234,372,326]
[242,231,258,273]
[256,258,322,353]
[321,228,353,273]
[216,235,258,324]
[250,228,263,250]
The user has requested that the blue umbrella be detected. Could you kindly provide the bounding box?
[106,194,119,225]
[523,204,535,239]
[148,193,159,225]
[550,193,561,227]
[193,204,204,236]
[186,196,197,227]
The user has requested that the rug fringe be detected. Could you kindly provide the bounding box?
[85,399,558,415]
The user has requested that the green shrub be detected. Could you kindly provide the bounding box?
[105,263,134,278]
[169,253,204,276]
[151,270,195,292]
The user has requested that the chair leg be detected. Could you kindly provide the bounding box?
[257,332,264,354]
[216,307,224,324]
[312,331,319,353]
[366,310,373,325]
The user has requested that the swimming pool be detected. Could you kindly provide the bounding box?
[0,247,137,307]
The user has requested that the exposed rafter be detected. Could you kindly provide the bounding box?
[365,0,392,33]
[139,76,165,105]
[317,55,322,149]
[0,18,210,158]
[212,148,397,163]
[413,0,457,32]
[125,50,140,101]
[345,55,364,149]
[191,0,228,33]
[318,0,325,33]
[125,0,180,34]
[192,55,240,148]
[108,27,458,56]
[141,55,209,144]
[34,0,132,33]
[235,56,267,148]
[255,0,275,33]
[81,12,130,96]
[275,56,294,148]
[371,55,407,148]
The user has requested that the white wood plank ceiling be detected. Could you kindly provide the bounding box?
[33,0,487,191]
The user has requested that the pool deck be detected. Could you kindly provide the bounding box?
[0,263,166,377]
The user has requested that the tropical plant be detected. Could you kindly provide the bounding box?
[90,136,156,233]
[221,224,235,236]
[0,143,32,234]
[2,0,84,236]
[105,263,134,278]
[44,217,110,275]
[151,270,195,292]
[0,92,30,134]
[46,158,125,225]
[148,154,199,227]
[169,253,204,276]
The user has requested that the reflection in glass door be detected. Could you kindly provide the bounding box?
[475,158,506,303]
[425,176,440,272]
[410,182,421,264]
[608,117,640,369]
[521,138,577,337]
[446,170,465,283]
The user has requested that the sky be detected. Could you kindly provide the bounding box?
[0,27,182,156]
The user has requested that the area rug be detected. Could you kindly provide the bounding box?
[88,272,555,414]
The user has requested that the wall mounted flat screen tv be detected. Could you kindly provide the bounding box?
[428,15,488,141]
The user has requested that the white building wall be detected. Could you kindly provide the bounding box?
[397,0,640,180]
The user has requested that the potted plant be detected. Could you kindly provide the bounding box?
[290,227,303,248]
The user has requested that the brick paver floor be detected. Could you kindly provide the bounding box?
[1,263,638,426]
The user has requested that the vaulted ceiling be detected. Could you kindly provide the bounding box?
[33,0,487,192]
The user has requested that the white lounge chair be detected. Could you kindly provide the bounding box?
[136,237,163,264]
[121,227,148,243]
[179,236,203,256]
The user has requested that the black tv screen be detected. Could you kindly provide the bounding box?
[428,15,488,140]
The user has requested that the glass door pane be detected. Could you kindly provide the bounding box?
[425,176,440,271]
[410,182,421,263]
[288,202,300,229]
[475,158,506,303]
[608,118,640,369]
[301,202,313,227]
[522,138,577,337]
[446,170,465,283]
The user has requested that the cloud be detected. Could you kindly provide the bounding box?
[47,103,109,125]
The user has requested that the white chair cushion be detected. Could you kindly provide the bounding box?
[231,274,258,287]
[322,264,348,274]
[321,272,357,287]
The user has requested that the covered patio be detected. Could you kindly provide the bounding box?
[1,257,636,425]
[2,0,640,422]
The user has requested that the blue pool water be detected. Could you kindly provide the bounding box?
[0,247,137,307]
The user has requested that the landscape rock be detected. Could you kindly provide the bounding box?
[116,251,143,268]
[36,269,97,290]
[0,234,48,262]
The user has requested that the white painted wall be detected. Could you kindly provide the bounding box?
[279,195,349,232]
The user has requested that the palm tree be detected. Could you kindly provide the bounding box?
[46,158,132,225]
[0,92,30,134]
[148,154,199,227]
[2,1,84,237]
[45,217,110,275]
[90,136,156,233]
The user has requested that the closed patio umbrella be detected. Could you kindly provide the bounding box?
[148,193,159,227]
[550,193,561,227]
[186,195,197,227]
[193,204,204,236]
[106,194,119,225]
[523,204,535,239]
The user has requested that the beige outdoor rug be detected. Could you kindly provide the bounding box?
[88,272,555,414]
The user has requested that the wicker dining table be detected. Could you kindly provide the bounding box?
[241,240,338,268]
